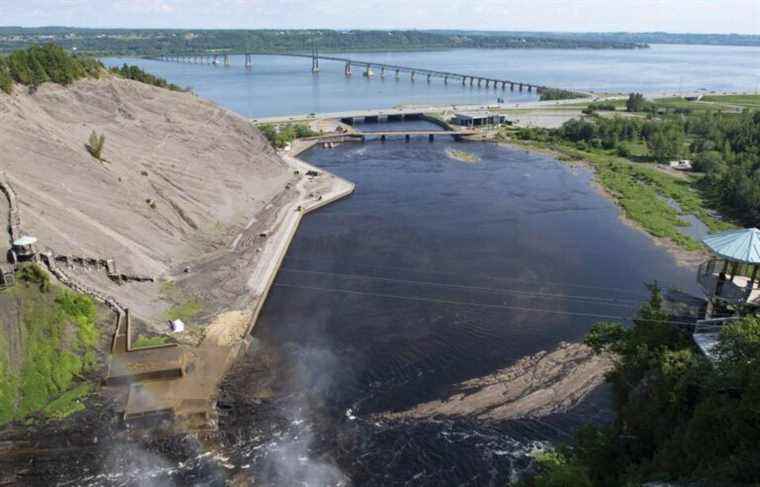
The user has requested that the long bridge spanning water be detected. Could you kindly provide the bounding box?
[151,51,561,94]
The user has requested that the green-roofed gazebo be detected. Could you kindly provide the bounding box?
[698,228,760,306]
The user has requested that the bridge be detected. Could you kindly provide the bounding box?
[150,50,564,95]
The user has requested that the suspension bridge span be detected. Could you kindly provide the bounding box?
[149,51,575,96]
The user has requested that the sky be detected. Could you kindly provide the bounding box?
[0,0,759,34]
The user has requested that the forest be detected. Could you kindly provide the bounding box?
[0,45,191,94]
[522,286,760,486]
[0,28,646,57]
[518,94,760,228]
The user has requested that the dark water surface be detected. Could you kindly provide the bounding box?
[212,140,699,486]
[56,139,702,487]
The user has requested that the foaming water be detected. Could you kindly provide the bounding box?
[48,138,699,486]
[215,139,697,485]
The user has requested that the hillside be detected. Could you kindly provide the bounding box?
[0,74,295,325]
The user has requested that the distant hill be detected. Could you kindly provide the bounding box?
[432,30,760,47]
[0,28,646,56]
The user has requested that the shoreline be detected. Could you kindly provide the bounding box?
[498,139,710,269]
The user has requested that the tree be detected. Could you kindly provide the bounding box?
[86,130,106,160]
[646,121,685,163]
[625,92,649,112]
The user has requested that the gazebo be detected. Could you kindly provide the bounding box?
[698,228,760,307]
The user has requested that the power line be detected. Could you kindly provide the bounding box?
[281,255,667,298]
[273,283,697,326]
[279,267,643,308]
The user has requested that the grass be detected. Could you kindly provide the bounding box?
[0,264,100,425]
[41,383,92,420]
[132,335,171,349]
[501,134,734,252]
[160,280,203,322]
[701,94,760,109]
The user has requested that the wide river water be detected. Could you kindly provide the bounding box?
[105,44,760,117]
[76,46,738,485]
[74,137,703,486]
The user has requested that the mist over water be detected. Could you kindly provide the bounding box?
[213,140,699,485]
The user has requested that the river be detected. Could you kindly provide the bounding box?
[105,44,760,118]
[53,46,731,486]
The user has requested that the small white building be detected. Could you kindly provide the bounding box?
[669,160,693,171]
[169,319,185,333]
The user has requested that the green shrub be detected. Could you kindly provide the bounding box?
[109,63,185,92]
[86,130,106,160]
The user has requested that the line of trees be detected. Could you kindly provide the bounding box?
[548,95,760,226]
[109,63,185,92]
[0,43,101,94]
[521,286,760,486]
[0,29,647,57]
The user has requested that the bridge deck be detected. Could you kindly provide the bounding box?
[152,52,557,92]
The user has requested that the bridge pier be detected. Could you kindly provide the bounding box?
[485,79,490,88]
[224,54,230,67]
[426,73,431,83]
[380,66,385,78]
[405,134,410,143]
[528,85,533,93]
[245,54,253,69]
[411,71,416,82]
[519,83,524,92]
[428,134,435,142]
[395,69,400,79]
[470,77,474,86]
[477,78,482,87]
[444,75,448,85]
[345,62,352,77]
[364,65,373,77]
[462,76,467,86]
[380,134,386,143]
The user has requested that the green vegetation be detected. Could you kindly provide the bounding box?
[582,101,617,114]
[539,88,588,102]
[86,130,106,161]
[159,280,203,323]
[702,94,760,109]
[522,287,760,485]
[258,123,317,149]
[0,265,100,425]
[505,93,760,241]
[132,335,171,349]
[0,28,646,58]
[109,63,185,92]
[0,43,101,94]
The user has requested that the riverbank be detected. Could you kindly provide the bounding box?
[496,134,732,268]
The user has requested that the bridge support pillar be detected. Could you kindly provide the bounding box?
[395,69,400,79]
[405,134,410,143]
[528,85,533,93]
[519,83,524,92]
[444,76,448,85]
[345,62,352,77]
[380,66,385,78]
[462,76,466,86]
[510,83,515,91]
[477,78,482,87]
[245,54,253,69]
[469,77,474,86]
[364,65,373,77]
[485,80,490,88]
[426,74,431,83]
[224,54,230,67]
[428,134,434,142]
[380,135,386,143]
[410,71,416,82]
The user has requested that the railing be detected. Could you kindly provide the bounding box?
[697,258,757,305]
